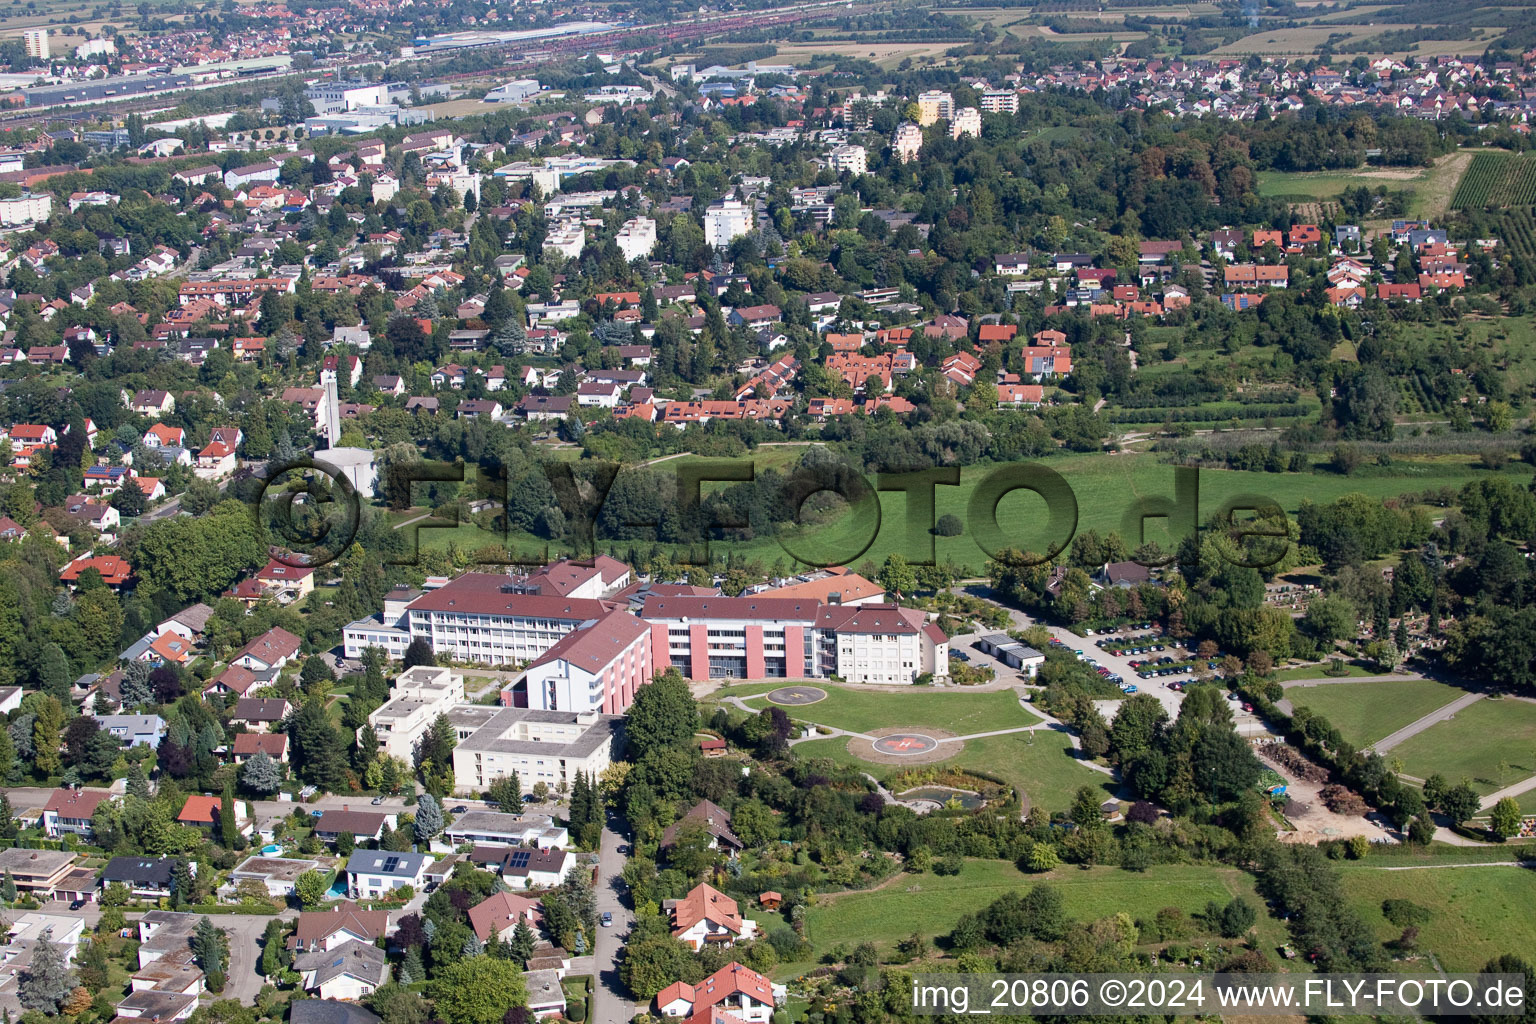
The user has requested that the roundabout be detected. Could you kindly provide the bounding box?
[766,685,828,706]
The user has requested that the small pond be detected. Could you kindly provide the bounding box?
[899,786,986,809]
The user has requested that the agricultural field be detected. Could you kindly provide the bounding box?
[1284,679,1468,748]
[1338,864,1536,971]
[770,41,960,68]
[738,685,1041,736]
[802,861,1281,955]
[1389,697,1536,794]
[1451,151,1536,210]
[1210,26,1363,55]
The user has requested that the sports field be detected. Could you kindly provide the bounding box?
[1285,679,1468,748]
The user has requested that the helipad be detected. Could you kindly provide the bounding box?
[766,686,827,706]
[872,733,940,756]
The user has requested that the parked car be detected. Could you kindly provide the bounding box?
[371,796,385,805]
[451,806,467,814]
[601,912,613,928]
[310,809,324,818]
[953,652,971,662]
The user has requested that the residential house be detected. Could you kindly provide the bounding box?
[42,788,112,838]
[345,850,431,899]
[294,940,389,1001]
[665,883,758,950]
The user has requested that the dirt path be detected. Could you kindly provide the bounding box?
[1418,149,1474,221]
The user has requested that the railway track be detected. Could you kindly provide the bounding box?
[0,0,894,130]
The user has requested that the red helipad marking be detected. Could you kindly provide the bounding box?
[889,737,924,750]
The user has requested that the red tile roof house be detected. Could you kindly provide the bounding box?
[665,882,758,950]
[43,788,114,838]
[287,901,389,953]
[232,626,302,671]
[232,732,289,763]
[177,795,225,831]
[656,962,781,1023]
[468,891,544,943]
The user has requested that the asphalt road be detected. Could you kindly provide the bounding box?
[590,813,638,1024]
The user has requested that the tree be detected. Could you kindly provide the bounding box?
[192,918,230,977]
[1217,897,1257,938]
[427,955,528,1024]
[19,928,76,1012]
[934,513,963,537]
[620,936,699,1000]
[1440,782,1482,825]
[486,772,522,810]
[241,751,283,793]
[1490,797,1522,840]
[625,670,697,760]
[1,869,15,902]
[403,638,436,669]
[293,870,330,909]
[508,920,536,965]
[219,785,238,848]
[259,919,289,977]
[877,554,917,600]
[415,793,445,843]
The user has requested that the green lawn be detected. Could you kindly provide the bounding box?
[385,451,1520,577]
[1285,679,1468,748]
[795,727,1114,815]
[1273,662,1377,681]
[1391,698,1536,794]
[803,860,1274,954]
[741,685,1039,736]
[1338,864,1536,971]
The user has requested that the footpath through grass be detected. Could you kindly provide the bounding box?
[1338,863,1536,971]
[1390,697,1536,794]
[1285,679,1468,748]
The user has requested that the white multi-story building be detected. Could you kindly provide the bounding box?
[0,192,52,227]
[304,80,389,115]
[366,666,465,760]
[827,144,867,176]
[893,122,923,163]
[815,603,949,684]
[704,198,754,248]
[950,106,982,139]
[980,89,1019,114]
[450,707,620,795]
[915,90,953,125]
[615,216,657,262]
[405,573,613,665]
[23,29,48,58]
[544,220,585,259]
[518,608,653,714]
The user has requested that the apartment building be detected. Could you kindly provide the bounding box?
[366,665,465,760]
[450,707,621,795]
[950,106,982,139]
[980,88,1019,113]
[892,122,923,163]
[704,198,754,248]
[827,144,867,176]
[915,90,954,125]
[615,216,657,262]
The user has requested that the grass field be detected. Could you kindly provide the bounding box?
[1285,679,1468,748]
[794,726,1114,814]
[1338,864,1536,971]
[388,449,1521,576]
[1390,698,1536,794]
[740,684,1039,736]
[803,860,1277,953]
[1257,150,1473,220]
[1273,662,1377,681]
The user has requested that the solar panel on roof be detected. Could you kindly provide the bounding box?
[506,851,531,869]
[382,857,399,873]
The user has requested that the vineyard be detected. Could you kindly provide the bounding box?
[1451,152,1536,209]
[1494,208,1536,261]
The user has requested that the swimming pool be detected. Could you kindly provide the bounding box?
[260,844,282,855]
